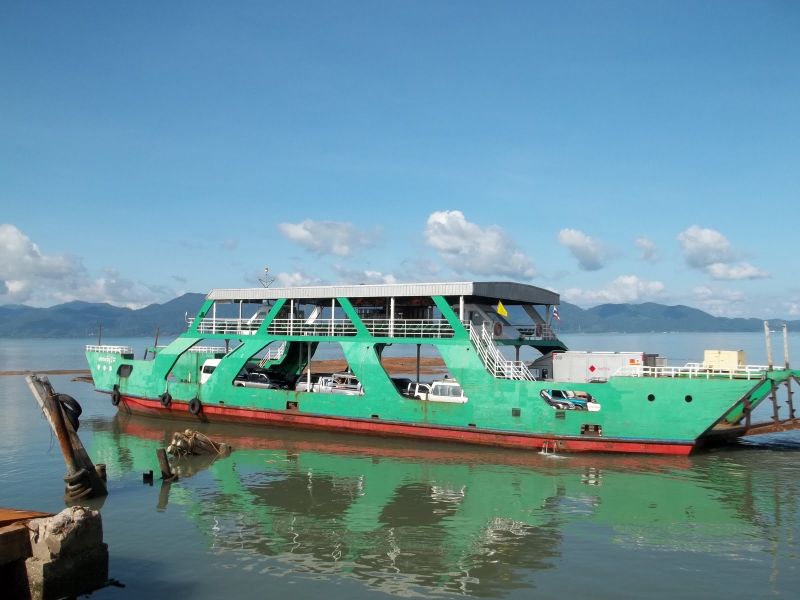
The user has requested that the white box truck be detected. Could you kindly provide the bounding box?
[552,351,645,383]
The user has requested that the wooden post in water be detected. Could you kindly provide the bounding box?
[765,321,779,422]
[784,324,795,419]
[25,375,108,501]
[764,321,774,371]
[155,448,174,480]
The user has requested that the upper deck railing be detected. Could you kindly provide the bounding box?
[86,344,133,354]
[614,363,769,380]
[196,317,264,335]
[267,318,359,337]
[516,324,558,341]
[194,314,555,341]
[361,319,456,338]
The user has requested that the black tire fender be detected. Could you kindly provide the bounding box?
[111,385,121,406]
[64,468,88,485]
[57,394,82,431]
[188,397,202,415]
[66,486,93,501]
[160,392,172,408]
[56,394,82,417]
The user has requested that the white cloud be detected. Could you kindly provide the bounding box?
[557,229,609,271]
[424,210,535,278]
[0,224,173,308]
[333,265,398,284]
[678,225,768,280]
[563,275,665,305]
[678,225,734,268]
[273,271,324,288]
[635,236,658,262]
[0,223,77,284]
[278,219,376,257]
[690,285,747,317]
[704,262,769,280]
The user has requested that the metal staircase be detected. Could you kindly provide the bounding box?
[468,323,535,381]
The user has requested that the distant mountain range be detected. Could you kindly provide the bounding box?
[0,293,207,338]
[0,293,797,338]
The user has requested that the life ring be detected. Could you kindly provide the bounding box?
[493,322,503,336]
[160,392,172,408]
[111,385,121,406]
[188,397,202,415]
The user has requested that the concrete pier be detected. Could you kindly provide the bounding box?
[0,506,108,600]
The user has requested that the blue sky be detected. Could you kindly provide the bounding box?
[1,2,798,317]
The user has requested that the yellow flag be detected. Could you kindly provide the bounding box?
[496,301,508,317]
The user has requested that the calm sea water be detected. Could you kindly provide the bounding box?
[1,334,799,599]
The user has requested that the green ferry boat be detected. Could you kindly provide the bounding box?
[85,281,800,455]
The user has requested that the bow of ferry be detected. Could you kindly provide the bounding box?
[86,281,800,455]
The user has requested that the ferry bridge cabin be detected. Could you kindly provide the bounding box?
[86,281,800,455]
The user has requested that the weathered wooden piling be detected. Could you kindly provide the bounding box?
[784,324,795,419]
[155,448,177,481]
[25,375,108,501]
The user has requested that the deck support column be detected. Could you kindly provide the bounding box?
[459,296,464,321]
[290,299,294,336]
[307,342,311,391]
[416,344,421,383]
[390,297,395,337]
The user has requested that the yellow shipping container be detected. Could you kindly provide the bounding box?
[703,349,746,370]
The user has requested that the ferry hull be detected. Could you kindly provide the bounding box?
[114,393,696,456]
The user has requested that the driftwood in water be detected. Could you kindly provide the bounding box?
[167,429,232,457]
[25,375,108,502]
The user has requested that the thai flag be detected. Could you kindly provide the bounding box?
[553,306,560,321]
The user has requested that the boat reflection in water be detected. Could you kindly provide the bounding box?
[90,414,799,597]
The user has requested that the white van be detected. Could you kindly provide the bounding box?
[424,379,468,404]
[200,359,221,385]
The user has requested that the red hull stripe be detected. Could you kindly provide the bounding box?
[118,395,695,456]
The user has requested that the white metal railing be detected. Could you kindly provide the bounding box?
[361,318,455,338]
[267,318,358,336]
[516,323,558,341]
[86,345,133,354]
[613,363,770,380]
[258,342,287,367]
[266,317,457,338]
[468,323,535,381]
[187,346,227,354]
[196,317,264,335]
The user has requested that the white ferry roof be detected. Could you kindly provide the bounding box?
[207,281,559,306]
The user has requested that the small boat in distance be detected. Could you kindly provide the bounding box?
[86,281,800,455]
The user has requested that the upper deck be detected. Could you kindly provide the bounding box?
[195,280,563,345]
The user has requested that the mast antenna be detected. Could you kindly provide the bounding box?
[258,266,275,288]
